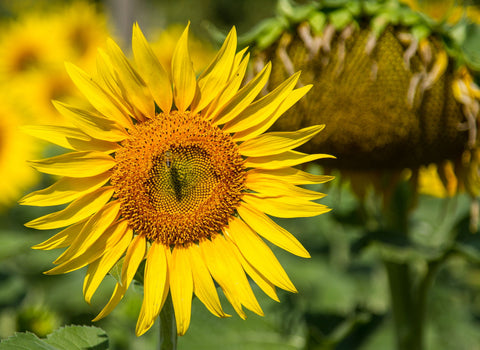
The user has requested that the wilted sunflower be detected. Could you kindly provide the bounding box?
[244,0,480,201]
[21,23,332,336]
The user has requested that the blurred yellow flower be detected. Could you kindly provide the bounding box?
[0,91,39,209]
[22,23,332,336]
[0,1,110,124]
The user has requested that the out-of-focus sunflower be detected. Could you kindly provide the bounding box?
[0,1,110,124]
[49,1,111,71]
[21,23,333,336]
[243,0,480,202]
[150,24,216,76]
[0,91,39,209]
[0,12,66,80]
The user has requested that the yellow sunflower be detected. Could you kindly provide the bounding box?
[0,91,39,209]
[50,1,110,71]
[21,23,333,336]
[0,11,66,79]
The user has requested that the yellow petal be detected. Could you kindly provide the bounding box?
[229,241,279,301]
[202,53,250,120]
[53,201,121,265]
[187,245,228,318]
[136,241,169,336]
[22,125,90,150]
[106,37,155,118]
[242,193,331,218]
[19,172,111,207]
[171,23,196,112]
[25,187,114,230]
[244,150,334,170]
[247,168,334,185]
[237,202,310,258]
[191,27,237,114]
[230,48,248,79]
[95,49,136,118]
[170,247,193,336]
[225,217,296,292]
[223,71,300,133]
[239,125,324,157]
[92,283,127,322]
[53,101,127,142]
[65,62,133,129]
[67,137,120,154]
[32,218,88,250]
[245,177,326,201]
[200,236,263,318]
[212,62,271,125]
[121,234,146,288]
[233,85,312,142]
[83,224,132,303]
[29,151,116,177]
[132,23,172,113]
[44,219,127,275]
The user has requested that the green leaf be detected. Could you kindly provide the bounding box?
[0,326,109,350]
[45,325,108,350]
[0,332,57,350]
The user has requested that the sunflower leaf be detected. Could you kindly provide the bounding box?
[0,326,109,350]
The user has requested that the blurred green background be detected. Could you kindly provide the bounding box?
[1,0,480,349]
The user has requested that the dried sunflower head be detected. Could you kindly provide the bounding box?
[244,0,480,198]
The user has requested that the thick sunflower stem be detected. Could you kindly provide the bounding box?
[382,178,423,350]
[384,261,423,350]
[158,293,177,350]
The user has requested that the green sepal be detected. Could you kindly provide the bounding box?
[411,24,432,42]
[308,11,327,35]
[329,8,354,29]
[276,0,318,23]
[238,17,288,50]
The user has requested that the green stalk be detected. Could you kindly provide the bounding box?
[384,261,422,350]
[158,293,177,350]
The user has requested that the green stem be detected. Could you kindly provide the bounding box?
[158,293,177,350]
[384,261,422,350]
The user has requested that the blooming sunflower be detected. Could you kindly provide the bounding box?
[21,23,333,336]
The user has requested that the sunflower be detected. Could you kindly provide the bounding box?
[0,90,39,209]
[244,0,480,201]
[50,1,110,71]
[0,11,66,79]
[21,23,332,336]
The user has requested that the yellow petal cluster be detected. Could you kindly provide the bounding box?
[23,23,332,336]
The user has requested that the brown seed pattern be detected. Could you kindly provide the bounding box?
[112,111,246,246]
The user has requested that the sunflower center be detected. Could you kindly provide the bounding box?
[14,48,39,73]
[112,111,245,246]
[147,145,218,213]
